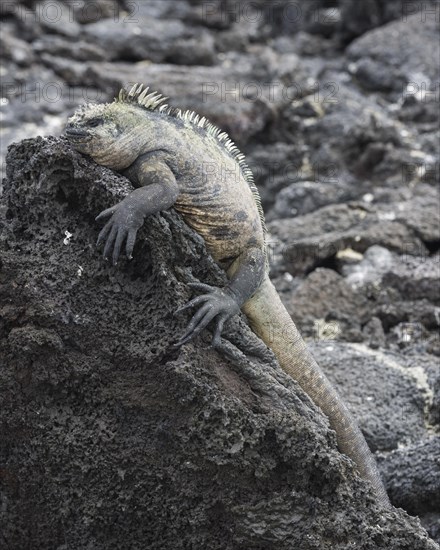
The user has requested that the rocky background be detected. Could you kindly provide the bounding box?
[0,0,439,548]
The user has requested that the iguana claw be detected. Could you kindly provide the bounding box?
[174,283,239,347]
[96,198,144,264]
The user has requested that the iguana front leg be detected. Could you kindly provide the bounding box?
[175,247,266,347]
[96,153,179,264]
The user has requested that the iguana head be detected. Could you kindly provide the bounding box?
[64,84,170,171]
[64,100,146,170]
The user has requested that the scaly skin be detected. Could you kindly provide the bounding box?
[64,84,391,507]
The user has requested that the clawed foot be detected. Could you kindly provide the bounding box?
[174,282,240,347]
[95,198,145,265]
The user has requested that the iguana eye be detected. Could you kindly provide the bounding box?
[87,117,103,128]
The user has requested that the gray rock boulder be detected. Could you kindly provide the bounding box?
[1,136,439,549]
[267,202,428,276]
[379,438,440,516]
[347,13,440,95]
[309,343,429,452]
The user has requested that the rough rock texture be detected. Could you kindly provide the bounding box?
[1,137,438,550]
[284,268,369,341]
[1,0,439,546]
[268,202,430,276]
[310,343,429,452]
[347,13,440,94]
[379,438,440,516]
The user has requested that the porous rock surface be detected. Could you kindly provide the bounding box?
[1,0,439,546]
[0,137,438,550]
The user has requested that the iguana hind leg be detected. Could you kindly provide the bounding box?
[175,247,266,347]
[174,283,239,347]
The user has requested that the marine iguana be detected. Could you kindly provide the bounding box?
[64,83,390,507]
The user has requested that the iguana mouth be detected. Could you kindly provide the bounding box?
[64,127,92,142]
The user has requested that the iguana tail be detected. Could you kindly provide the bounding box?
[242,274,390,507]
